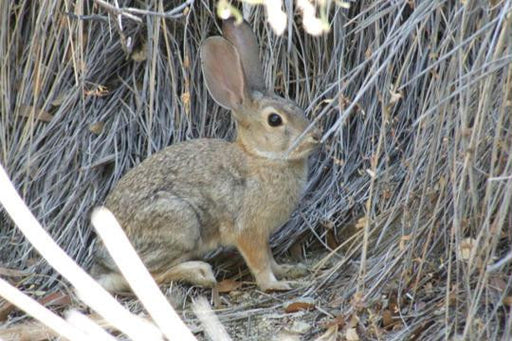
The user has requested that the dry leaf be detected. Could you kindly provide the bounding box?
[389,89,403,104]
[0,267,29,277]
[321,315,345,329]
[84,85,109,97]
[399,234,412,251]
[131,42,147,62]
[314,325,338,341]
[355,217,367,230]
[365,47,372,59]
[289,239,303,260]
[457,238,476,261]
[51,92,68,106]
[38,291,71,307]
[89,122,104,135]
[350,292,365,310]
[382,309,394,330]
[366,169,376,178]
[348,314,360,328]
[489,275,507,291]
[18,105,53,122]
[333,157,344,166]
[346,327,360,341]
[326,229,339,249]
[216,279,242,293]
[181,92,191,106]
[283,297,316,313]
[503,296,512,307]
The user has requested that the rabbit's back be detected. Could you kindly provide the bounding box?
[107,138,248,226]
[97,139,248,269]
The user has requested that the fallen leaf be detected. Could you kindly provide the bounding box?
[382,309,394,330]
[0,267,29,277]
[457,238,476,261]
[314,325,338,341]
[382,188,392,199]
[38,291,71,307]
[333,157,344,166]
[289,239,303,260]
[399,235,412,251]
[326,229,339,249]
[216,279,242,293]
[81,154,116,171]
[366,169,376,178]
[350,292,365,310]
[283,297,316,313]
[211,288,222,308]
[346,327,360,341]
[84,85,109,97]
[89,121,104,135]
[321,315,345,329]
[355,217,367,230]
[51,91,68,106]
[503,296,512,307]
[489,275,507,292]
[389,89,403,104]
[348,314,360,328]
[131,42,147,62]
[18,105,53,122]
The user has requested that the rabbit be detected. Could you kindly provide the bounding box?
[90,18,321,293]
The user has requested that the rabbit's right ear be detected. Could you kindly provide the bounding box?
[222,19,266,93]
[200,37,247,110]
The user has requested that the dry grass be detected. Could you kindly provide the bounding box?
[1,0,511,340]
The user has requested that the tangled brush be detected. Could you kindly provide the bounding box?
[1,0,511,339]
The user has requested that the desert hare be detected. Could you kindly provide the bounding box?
[91,19,321,292]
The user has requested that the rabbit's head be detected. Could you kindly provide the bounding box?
[200,19,321,161]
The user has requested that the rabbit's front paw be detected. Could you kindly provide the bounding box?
[273,263,309,279]
[259,280,292,292]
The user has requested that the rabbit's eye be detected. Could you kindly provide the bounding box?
[267,113,283,127]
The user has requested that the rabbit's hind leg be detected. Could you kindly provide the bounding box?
[91,262,217,293]
[129,194,205,268]
[153,261,217,288]
[130,196,217,287]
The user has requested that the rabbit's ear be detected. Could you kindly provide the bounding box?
[200,37,247,110]
[222,19,266,93]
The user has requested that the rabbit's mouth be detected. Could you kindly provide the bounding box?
[285,128,322,159]
[287,135,321,160]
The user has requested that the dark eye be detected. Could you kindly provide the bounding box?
[267,113,283,127]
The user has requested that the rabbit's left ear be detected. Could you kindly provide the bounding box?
[222,19,266,93]
[200,36,247,110]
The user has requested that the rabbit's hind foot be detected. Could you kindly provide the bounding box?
[154,261,217,288]
[95,272,130,293]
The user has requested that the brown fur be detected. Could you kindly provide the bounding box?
[90,19,320,292]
